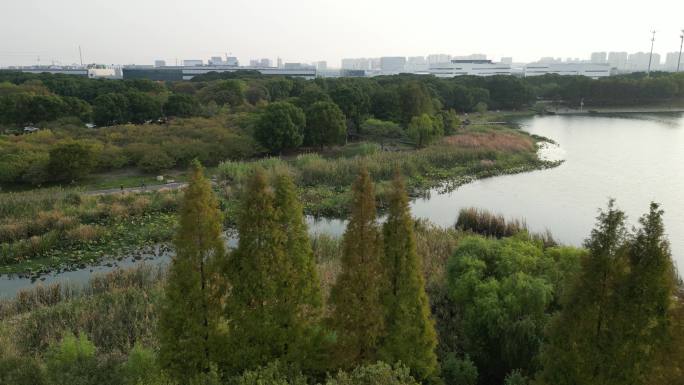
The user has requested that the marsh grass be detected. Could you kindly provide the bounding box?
[0,189,181,267]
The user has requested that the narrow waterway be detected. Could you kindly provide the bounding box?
[2,113,683,298]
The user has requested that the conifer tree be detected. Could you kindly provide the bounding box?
[158,160,225,381]
[539,199,628,385]
[379,171,439,381]
[273,173,326,369]
[225,171,323,375]
[613,203,676,383]
[328,167,385,367]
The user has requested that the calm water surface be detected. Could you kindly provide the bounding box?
[411,113,684,269]
[2,113,683,297]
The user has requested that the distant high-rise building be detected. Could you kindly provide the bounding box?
[406,56,428,72]
[627,52,658,71]
[453,54,487,61]
[608,52,628,70]
[664,52,679,71]
[341,58,371,70]
[183,59,203,66]
[154,60,166,67]
[315,61,327,71]
[538,57,561,63]
[260,58,272,67]
[226,56,239,66]
[590,52,607,63]
[427,54,452,64]
[277,57,283,68]
[209,56,224,65]
[380,56,406,73]
[500,57,513,64]
[249,59,260,66]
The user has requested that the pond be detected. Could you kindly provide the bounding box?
[2,113,683,297]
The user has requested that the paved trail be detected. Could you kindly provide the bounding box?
[86,182,188,195]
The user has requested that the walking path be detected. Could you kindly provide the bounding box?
[86,182,188,195]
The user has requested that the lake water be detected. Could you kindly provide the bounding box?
[2,113,683,297]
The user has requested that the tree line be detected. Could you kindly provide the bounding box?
[156,161,681,385]
[157,161,439,383]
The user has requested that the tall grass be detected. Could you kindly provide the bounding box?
[218,138,539,190]
[0,264,166,319]
[455,207,557,247]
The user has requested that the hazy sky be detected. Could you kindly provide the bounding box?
[2,0,683,67]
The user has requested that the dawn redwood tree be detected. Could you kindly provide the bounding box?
[158,160,225,381]
[379,171,439,382]
[612,203,677,383]
[328,167,385,368]
[539,199,629,385]
[273,174,327,371]
[225,170,323,374]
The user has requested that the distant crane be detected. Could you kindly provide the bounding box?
[677,30,684,73]
[79,45,84,66]
[647,30,656,76]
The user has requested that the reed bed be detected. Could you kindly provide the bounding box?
[0,263,166,319]
[218,139,538,190]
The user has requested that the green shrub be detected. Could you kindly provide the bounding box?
[324,362,420,385]
[45,332,98,385]
[121,343,159,385]
[0,355,47,385]
[235,361,308,385]
[441,353,478,385]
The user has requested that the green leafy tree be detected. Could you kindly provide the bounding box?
[361,118,403,149]
[399,81,434,124]
[329,84,370,130]
[407,114,442,148]
[63,96,93,122]
[304,101,347,148]
[254,101,306,153]
[329,168,385,367]
[447,235,580,385]
[26,94,67,122]
[295,84,332,109]
[125,90,163,123]
[47,141,96,182]
[379,171,438,381]
[158,161,225,381]
[197,79,245,107]
[441,353,478,385]
[324,362,420,385]
[163,94,201,117]
[235,361,308,385]
[438,109,461,135]
[93,92,129,126]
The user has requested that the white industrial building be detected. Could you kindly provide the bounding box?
[15,65,118,79]
[429,59,512,77]
[523,62,611,78]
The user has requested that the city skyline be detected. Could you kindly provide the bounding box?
[2,0,683,68]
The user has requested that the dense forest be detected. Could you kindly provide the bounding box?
[1,163,681,385]
[1,71,683,186]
